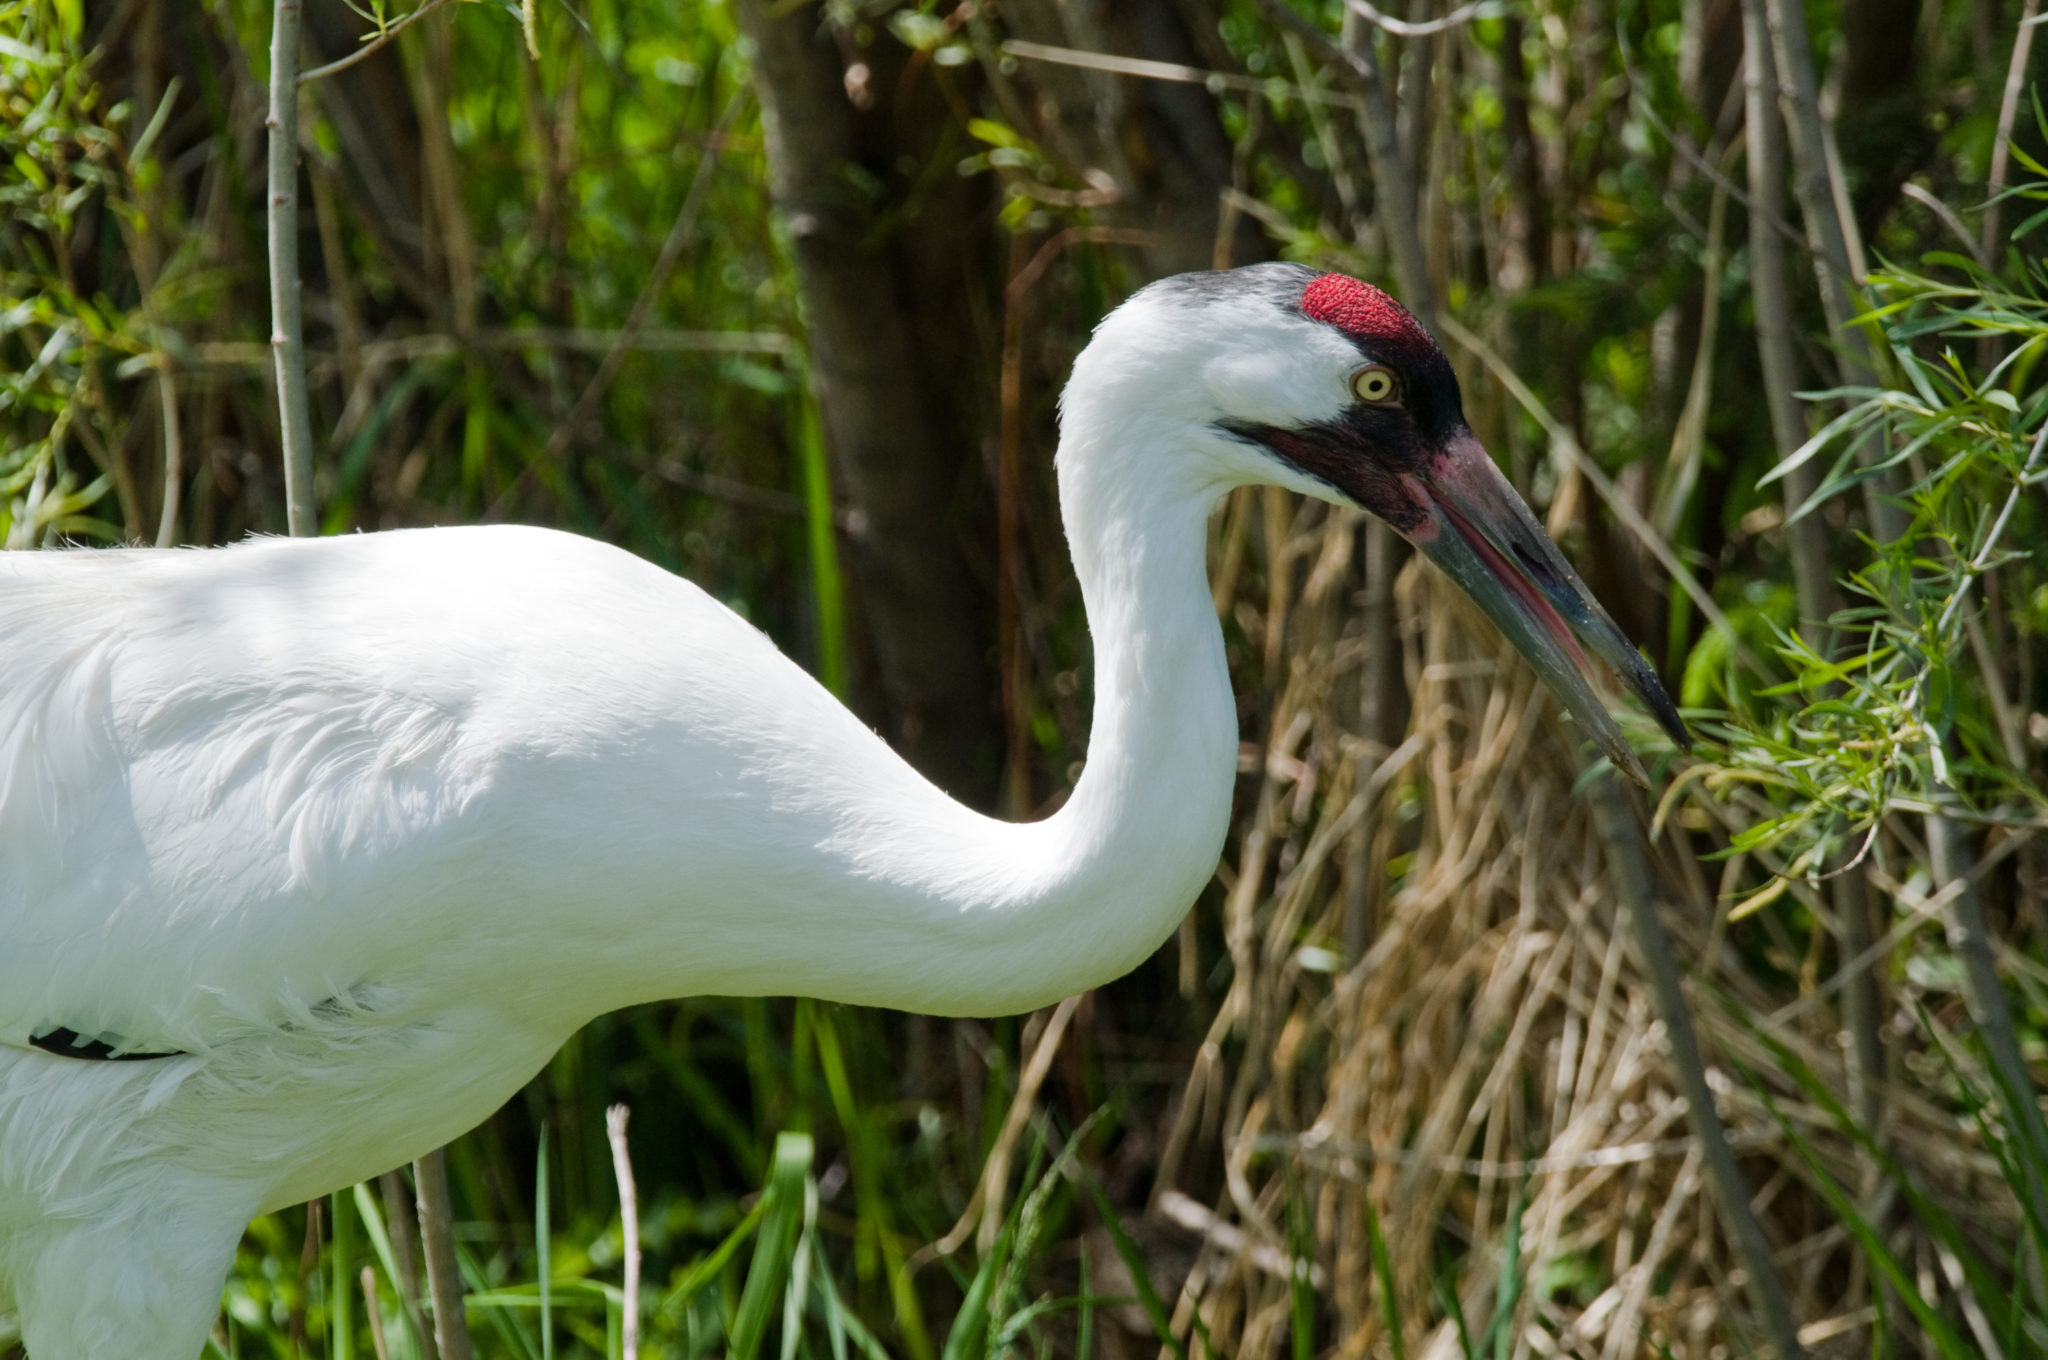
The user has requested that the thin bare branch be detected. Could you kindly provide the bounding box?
[267,0,318,536]
[930,993,1081,1257]
[999,39,1364,111]
[1345,0,1497,39]
[297,0,460,87]
[1980,0,2043,259]
[606,1106,641,1360]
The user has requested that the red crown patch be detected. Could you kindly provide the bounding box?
[1300,274,1435,359]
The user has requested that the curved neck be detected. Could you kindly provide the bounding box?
[491,415,1238,1022]
[839,441,1238,1015]
[785,450,1237,1016]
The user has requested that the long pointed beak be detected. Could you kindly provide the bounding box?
[1397,430,1688,785]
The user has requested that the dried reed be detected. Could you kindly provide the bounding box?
[1136,505,2019,1359]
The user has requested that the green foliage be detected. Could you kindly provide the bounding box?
[0,2,142,545]
[1698,256,2048,871]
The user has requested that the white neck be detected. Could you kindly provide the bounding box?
[503,383,1239,1021]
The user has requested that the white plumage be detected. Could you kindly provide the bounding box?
[0,265,1677,1358]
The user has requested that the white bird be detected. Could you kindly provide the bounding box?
[0,264,1683,1359]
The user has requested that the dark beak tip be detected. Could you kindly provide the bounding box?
[1648,689,1693,754]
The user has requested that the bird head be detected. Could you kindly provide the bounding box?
[1069,262,1688,784]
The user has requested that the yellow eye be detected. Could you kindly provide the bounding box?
[1350,365,1399,404]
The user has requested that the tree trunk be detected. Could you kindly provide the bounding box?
[738,1,1001,805]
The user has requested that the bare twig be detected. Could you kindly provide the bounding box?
[188,328,796,372]
[267,0,318,537]
[606,1105,641,1360]
[1241,0,1434,319]
[1157,1190,1329,1287]
[999,39,1364,111]
[1614,34,1806,254]
[548,87,750,455]
[1901,183,1986,265]
[297,0,460,87]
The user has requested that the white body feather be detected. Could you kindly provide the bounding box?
[0,271,1370,1357]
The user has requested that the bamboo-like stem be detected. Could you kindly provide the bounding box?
[1741,0,1887,1160]
[266,0,317,538]
[1758,0,1867,361]
[1589,773,1809,1360]
[1759,0,1906,542]
[152,360,182,548]
[1739,0,1830,636]
[1926,808,2048,1230]
[413,1148,473,1360]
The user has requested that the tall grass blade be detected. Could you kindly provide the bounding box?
[537,1120,553,1360]
[1287,1178,1315,1360]
[732,1132,814,1360]
[1079,1174,1185,1360]
[1483,1188,1525,1360]
[1362,1197,1406,1360]
[1743,1072,1978,1356]
[333,1188,357,1360]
